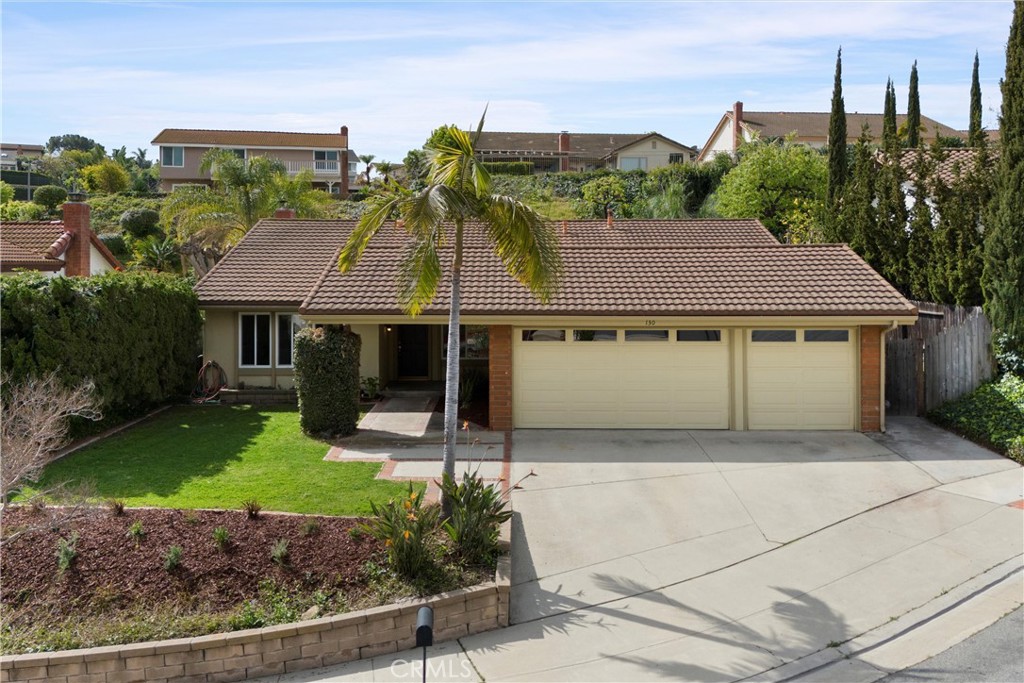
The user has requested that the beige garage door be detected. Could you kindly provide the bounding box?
[746,328,856,429]
[514,328,730,428]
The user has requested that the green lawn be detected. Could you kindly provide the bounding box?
[27,405,419,515]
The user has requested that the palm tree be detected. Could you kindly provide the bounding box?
[358,154,375,184]
[339,114,562,515]
[375,160,395,183]
[161,149,332,275]
[132,148,151,170]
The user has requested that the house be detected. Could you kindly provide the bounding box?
[194,216,916,433]
[474,131,697,173]
[150,127,360,195]
[0,194,122,276]
[697,102,964,162]
[0,142,45,170]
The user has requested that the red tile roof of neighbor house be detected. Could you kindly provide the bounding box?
[195,218,916,319]
[152,129,347,148]
[897,147,997,185]
[474,132,696,158]
[0,221,123,273]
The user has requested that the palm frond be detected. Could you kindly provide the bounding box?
[482,194,563,302]
[397,236,443,316]
[339,191,402,273]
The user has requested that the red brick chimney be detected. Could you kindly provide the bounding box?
[62,195,92,277]
[340,125,350,197]
[732,101,744,152]
[274,206,296,218]
[558,131,570,172]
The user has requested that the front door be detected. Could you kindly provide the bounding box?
[397,325,430,379]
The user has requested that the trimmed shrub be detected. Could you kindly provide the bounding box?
[87,194,164,233]
[80,161,131,194]
[293,325,361,437]
[0,271,202,434]
[0,180,14,204]
[119,208,162,240]
[0,201,47,221]
[481,161,533,176]
[31,185,67,212]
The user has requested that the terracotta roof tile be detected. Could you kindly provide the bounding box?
[0,238,62,271]
[475,132,648,158]
[741,112,962,142]
[2,222,66,253]
[301,243,915,317]
[152,128,347,149]
[898,147,997,185]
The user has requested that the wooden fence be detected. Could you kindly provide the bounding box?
[885,301,995,416]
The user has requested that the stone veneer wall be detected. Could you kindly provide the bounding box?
[2,528,513,683]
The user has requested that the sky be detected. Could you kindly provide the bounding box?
[0,1,1015,165]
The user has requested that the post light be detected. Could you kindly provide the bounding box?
[415,606,434,683]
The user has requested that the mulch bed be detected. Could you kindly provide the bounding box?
[1,507,379,617]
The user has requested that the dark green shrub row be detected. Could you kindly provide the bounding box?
[480,161,534,176]
[929,373,1024,463]
[293,325,360,437]
[0,271,202,433]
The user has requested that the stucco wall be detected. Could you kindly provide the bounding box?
[203,309,238,387]
[614,138,694,170]
[349,324,380,380]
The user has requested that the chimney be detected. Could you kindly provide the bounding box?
[274,205,296,219]
[732,101,744,152]
[340,125,350,197]
[558,131,570,172]
[606,207,613,229]
[62,193,92,277]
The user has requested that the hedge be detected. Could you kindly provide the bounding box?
[481,161,534,176]
[929,373,1024,463]
[293,325,361,437]
[0,271,202,433]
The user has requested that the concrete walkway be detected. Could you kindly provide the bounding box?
[260,418,1023,682]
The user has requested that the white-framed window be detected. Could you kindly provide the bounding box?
[314,150,339,161]
[239,313,272,367]
[161,146,184,167]
[619,156,647,171]
[276,314,306,367]
[229,148,246,159]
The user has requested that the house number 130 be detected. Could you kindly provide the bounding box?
[644,320,657,326]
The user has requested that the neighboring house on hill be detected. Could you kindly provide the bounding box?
[0,142,45,170]
[151,127,360,195]
[194,217,916,433]
[474,131,697,173]
[0,196,122,276]
[697,102,964,162]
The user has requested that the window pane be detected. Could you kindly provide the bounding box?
[161,146,183,167]
[522,329,565,342]
[241,315,255,366]
[805,329,849,342]
[677,330,722,342]
[625,329,669,341]
[751,330,796,342]
[230,148,245,159]
[574,329,617,342]
[256,315,271,366]
[277,315,293,366]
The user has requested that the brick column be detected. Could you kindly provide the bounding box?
[860,326,884,432]
[61,200,92,276]
[488,325,513,431]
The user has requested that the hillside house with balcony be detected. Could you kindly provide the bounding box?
[475,131,697,173]
[151,127,359,194]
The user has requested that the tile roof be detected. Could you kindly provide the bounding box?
[0,221,123,273]
[152,128,347,149]
[740,111,962,142]
[475,132,651,158]
[194,218,914,319]
[898,147,997,185]
[302,243,915,317]
[194,220,350,306]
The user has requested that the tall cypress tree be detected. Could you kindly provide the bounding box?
[969,51,985,146]
[883,79,898,149]
[906,61,921,148]
[983,2,1024,348]
[906,144,936,300]
[844,124,878,259]
[827,48,848,210]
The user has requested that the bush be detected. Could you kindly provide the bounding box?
[929,373,1024,463]
[270,539,290,567]
[359,483,441,577]
[56,532,79,574]
[99,234,131,264]
[994,334,1024,376]
[212,526,231,551]
[293,325,361,437]
[32,185,67,212]
[0,201,47,221]
[439,471,512,565]
[242,499,262,519]
[163,545,182,572]
[119,208,162,240]
[80,161,131,194]
[87,195,163,233]
[126,520,145,545]
[0,180,15,204]
[481,161,533,176]
[0,271,202,434]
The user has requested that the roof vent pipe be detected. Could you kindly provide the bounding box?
[561,220,568,234]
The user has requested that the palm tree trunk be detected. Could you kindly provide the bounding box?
[440,225,464,519]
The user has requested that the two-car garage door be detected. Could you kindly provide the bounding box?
[513,327,856,430]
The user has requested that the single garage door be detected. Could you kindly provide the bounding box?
[746,328,856,429]
[514,328,730,428]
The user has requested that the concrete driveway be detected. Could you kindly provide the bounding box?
[260,418,1023,682]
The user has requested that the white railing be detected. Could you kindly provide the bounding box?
[283,160,341,176]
